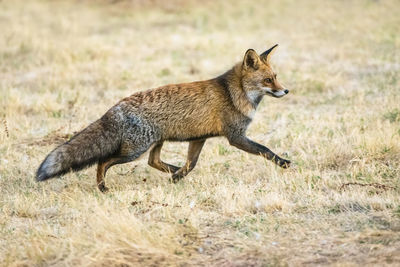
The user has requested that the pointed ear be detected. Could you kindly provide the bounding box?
[243,49,260,70]
[260,44,278,64]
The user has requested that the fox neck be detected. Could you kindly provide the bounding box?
[246,90,264,107]
[216,64,257,119]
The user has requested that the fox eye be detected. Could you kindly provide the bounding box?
[264,78,273,83]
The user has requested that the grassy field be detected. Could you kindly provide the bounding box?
[1,0,399,265]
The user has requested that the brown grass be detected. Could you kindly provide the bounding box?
[1,0,400,265]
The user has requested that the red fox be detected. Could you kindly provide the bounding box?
[37,44,291,192]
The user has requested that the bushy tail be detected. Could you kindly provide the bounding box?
[36,118,121,181]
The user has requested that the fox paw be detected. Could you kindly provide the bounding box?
[171,173,184,183]
[278,159,291,169]
[98,183,109,193]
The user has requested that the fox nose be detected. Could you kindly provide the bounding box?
[284,89,289,94]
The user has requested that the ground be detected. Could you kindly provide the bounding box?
[0,0,399,266]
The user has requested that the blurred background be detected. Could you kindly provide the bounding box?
[0,0,399,265]
[1,0,398,138]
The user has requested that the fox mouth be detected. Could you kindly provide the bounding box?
[266,89,289,98]
[263,87,289,98]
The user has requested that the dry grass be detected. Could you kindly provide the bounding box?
[1,0,400,265]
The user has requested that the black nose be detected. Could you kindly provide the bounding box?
[284,89,289,94]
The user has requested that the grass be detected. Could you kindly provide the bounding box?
[1,0,400,265]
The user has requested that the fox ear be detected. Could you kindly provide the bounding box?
[260,44,278,64]
[243,49,260,70]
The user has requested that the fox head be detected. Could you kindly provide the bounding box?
[241,45,289,104]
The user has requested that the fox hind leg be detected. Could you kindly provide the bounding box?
[97,157,122,192]
[148,142,180,173]
[172,139,206,182]
[96,141,155,192]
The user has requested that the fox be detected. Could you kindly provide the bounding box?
[36,44,291,192]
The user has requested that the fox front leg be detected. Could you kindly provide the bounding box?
[227,134,290,168]
[172,139,206,182]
